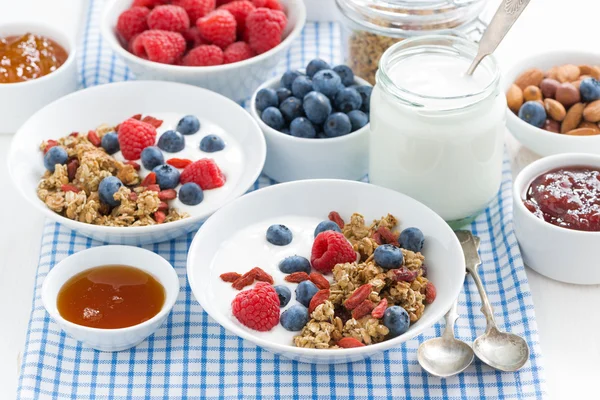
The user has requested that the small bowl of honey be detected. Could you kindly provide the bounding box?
[0,22,77,133]
[41,246,179,352]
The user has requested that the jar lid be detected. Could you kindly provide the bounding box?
[335,0,486,37]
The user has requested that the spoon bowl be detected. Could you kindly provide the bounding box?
[473,327,530,372]
[418,336,474,378]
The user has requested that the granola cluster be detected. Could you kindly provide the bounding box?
[37,126,188,227]
[294,213,432,349]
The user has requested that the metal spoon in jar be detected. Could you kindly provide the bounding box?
[466,0,532,75]
[456,231,530,372]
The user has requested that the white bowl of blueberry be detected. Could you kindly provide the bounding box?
[250,59,371,183]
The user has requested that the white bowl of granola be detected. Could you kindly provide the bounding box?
[187,179,464,364]
[8,81,265,245]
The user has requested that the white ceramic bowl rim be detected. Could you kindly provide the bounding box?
[513,152,600,236]
[187,179,465,356]
[41,245,179,334]
[250,73,372,144]
[7,80,266,235]
[101,0,306,73]
[0,21,77,88]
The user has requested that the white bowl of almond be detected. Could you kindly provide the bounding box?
[505,51,600,156]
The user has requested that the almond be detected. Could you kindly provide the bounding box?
[556,64,580,83]
[591,66,600,80]
[561,103,585,133]
[572,80,582,91]
[578,65,593,76]
[578,121,600,132]
[583,100,600,122]
[523,85,542,102]
[566,128,600,136]
[546,66,559,80]
[544,98,566,121]
[514,68,544,90]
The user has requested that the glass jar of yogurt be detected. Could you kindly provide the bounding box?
[369,35,505,226]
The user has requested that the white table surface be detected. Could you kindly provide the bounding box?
[2,0,600,398]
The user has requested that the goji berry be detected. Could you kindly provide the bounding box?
[328,211,345,228]
[67,159,79,181]
[344,283,372,310]
[61,184,80,193]
[232,274,254,290]
[43,140,59,154]
[284,272,310,283]
[158,189,177,200]
[421,264,428,277]
[157,201,169,211]
[309,272,330,290]
[351,299,375,320]
[69,132,79,137]
[141,115,163,128]
[167,158,193,168]
[128,192,139,201]
[154,211,166,224]
[337,337,365,348]
[141,172,157,186]
[131,113,142,120]
[249,267,274,284]
[87,130,101,147]
[424,282,436,304]
[372,232,383,245]
[308,289,330,314]
[389,267,418,283]
[377,226,398,246]
[146,184,160,192]
[125,160,141,171]
[220,272,242,282]
[371,298,388,319]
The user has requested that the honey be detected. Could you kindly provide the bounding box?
[0,33,68,84]
[57,265,165,329]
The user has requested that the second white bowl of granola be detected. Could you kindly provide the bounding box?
[187,179,465,364]
[8,81,265,245]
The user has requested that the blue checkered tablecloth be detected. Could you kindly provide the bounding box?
[18,0,547,398]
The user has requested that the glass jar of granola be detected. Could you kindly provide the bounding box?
[369,35,505,227]
[335,0,486,84]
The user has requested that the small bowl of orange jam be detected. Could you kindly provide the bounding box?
[42,246,179,352]
[0,22,77,133]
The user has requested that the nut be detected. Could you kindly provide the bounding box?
[523,85,542,102]
[556,64,580,83]
[591,66,600,80]
[544,119,560,133]
[540,78,560,98]
[577,121,600,132]
[583,100,600,122]
[544,98,566,121]
[561,102,585,133]
[514,68,544,90]
[572,80,582,91]
[580,65,600,79]
[555,83,581,108]
[546,66,559,80]
[566,128,600,136]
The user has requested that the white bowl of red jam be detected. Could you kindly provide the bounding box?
[41,246,180,352]
[513,153,600,284]
[0,23,77,133]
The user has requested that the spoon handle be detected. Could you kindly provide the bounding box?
[466,0,532,75]
[442,300,460,340]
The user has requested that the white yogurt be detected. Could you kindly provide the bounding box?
[210,216,326,345]
[369,38,506,224]
[111,112,245,216]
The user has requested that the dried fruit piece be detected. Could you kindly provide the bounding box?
[87,130,101,147]
[154,210,166,223]
[142,115,164,128]
[337,337,365,348]
[377,226,398,245]
[141,172,157,186]
[158,189,177,200]
[232,273,254,290]
[308,289,330,314]
[371,231,383,245]
[371,298,388,319]
[389,267,418,282]
[146,184,161,192]
[284,271,310,283]
[351,299,375,320]
[125,160,141,170]
[43,139,59,154]
[309,272,330,290]
[328,211,345,228]
[344,283,372,310]
[220,271,242,282]
[129,192,139,201]
[167,158,193,168]
[61,184,80,193]
[249,266,274,284]
[67,159,79,181]
[157,201,169,211]
[424,282,437,304]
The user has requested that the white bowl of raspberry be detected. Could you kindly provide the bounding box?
[187,179,465,364]
[101,0,306,102]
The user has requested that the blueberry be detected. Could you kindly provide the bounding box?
[354,85,372,113]
[295,280,319,307]
[399,227,425,253]
[140,146,165,170]
[334,87,362,113]
[100,132,119,155]
[43,146,68,172]
[281,127,291,135]
[266,224,292,246]
[179,182,204,205]
[314,220,341,237]
[279,97,304,122]
[280,304,309,331]
[278,255,311,274]
[177,115,200,135]
[303,91,332,125]
[152,164,180,189]
[373,244,404,270]
[261,107,285,130]
[274,285,292,307]
[347,110,369,131]
[316,132,328,139]
[312,69,342,97]
[276,87,292,103]
[158,130,185,153]
[580,78,600,102]
[281,70,303,89]
[199,134,225,152]
[306,58,330,78]
[291,75,313,99]
[518,101,546,128]
[333,65,355,86]
[383,306,410,337]
[324,112,352,137]
[98,176,123,207]
[255,88,279,112]
[290,117,316,138]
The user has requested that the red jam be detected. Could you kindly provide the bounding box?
[524,166,600,231]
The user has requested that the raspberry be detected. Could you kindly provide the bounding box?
[147,5,190,33]
[182,26,205,48]
[216,0,235,5]
[116,6,150,42]
[231,282,280,331]
[311,231,357,273]
[172,0,216,23]
[131,30,186,64]
[180,158,226,189]
[223,41,254,64]
[118,118,157,160]
[251,0,283,10]
[218,0,255,35]
[196,9,236,49]
[181,45,223,66]
[245,8,287,54]
[132,0,167,8]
